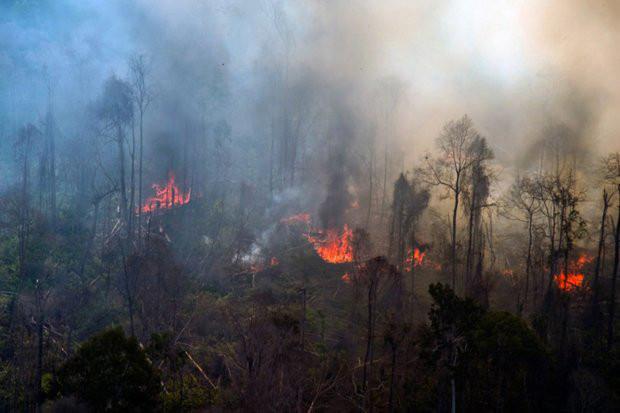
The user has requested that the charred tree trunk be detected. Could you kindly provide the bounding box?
[608,186,620,350]
[117,125,128,226]
[362,277,376,408]
[79,200,101,279]
[388,341,397,413]
[591,190,610,335]
[137,107,144,247]
[34,282,44,413]
[521,213,534,315]
[128,119,136,241]
[465,192,475,294]
[451,177,461,291]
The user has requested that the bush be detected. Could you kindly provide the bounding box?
[57,327,161,412]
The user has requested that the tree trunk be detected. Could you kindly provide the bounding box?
[79,201,100,279]
[117,125,128,226]
[388,343,397,413]
[465,192,475,295]
[592,190,609,335]
[34,286,44,413]
[607,185,620,349]
[122,253,135,337]
[128,119,136,240]
[365,145,374,229]
[362,279,375,406]
[451,178,460,291]
[521,214,533,315]
[451,377,456,413]
[137,108,144,248]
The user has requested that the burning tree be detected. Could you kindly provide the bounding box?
[140,172,191,214]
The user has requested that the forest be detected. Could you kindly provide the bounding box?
[1,0,620,412]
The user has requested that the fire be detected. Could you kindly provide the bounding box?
[404,247,432,272]
[501,269,515,279]
[555,272,584,292]
[341,272,352,283]
[553,254,593,292]
[281,213,355,264]
[304,224,354,264]
[140,172,191,213]
[280,213,311,226]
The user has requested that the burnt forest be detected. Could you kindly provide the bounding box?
[1,1,620,412]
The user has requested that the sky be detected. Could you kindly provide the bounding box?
[1,0,619,181]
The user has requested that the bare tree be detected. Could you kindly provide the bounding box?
[503,174,540,314]
[420,115,490,291]
[604,153,620,349]
[96,75,134,228]
[130,55,153,246]
[590,188,611,336]
[462,136,493,298]
[387,173,429,301]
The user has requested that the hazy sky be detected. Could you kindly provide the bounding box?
[2,0,619,173]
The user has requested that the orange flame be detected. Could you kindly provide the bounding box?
[280,213,311,226]
[553,254,593,292]
[140,172,191,213]
[305,224,354,264]
[341,272,352,283]
[404,247,430,272]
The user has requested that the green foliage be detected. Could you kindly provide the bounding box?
[423,283,550,411]
[57,326,161,412]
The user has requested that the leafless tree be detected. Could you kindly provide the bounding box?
[419,115,491,291]
[503,174,541,314]
[603,153,620,349]
[130,55,153,246]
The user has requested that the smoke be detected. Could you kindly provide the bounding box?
[1,0,619,206]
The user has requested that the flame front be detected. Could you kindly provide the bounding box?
[553,254,593,292]
[140,172,191,213]
[304,224,354,264]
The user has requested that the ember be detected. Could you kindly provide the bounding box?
[341,272,352,283]
[140,172,191,213]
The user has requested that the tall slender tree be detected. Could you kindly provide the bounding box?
[420,115,490,291]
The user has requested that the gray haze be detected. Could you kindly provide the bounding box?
[1,0,619,208]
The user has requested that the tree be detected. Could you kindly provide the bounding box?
[503,174,541,314]
[589,188,612,338]
[420,115,491,291]
[129,55,153,247]
[423,283,548,412]
[96,75,134,228]
[462,136,493,299]
[387,173,429,303]
[603,153,620,349]
[58,327,161,412]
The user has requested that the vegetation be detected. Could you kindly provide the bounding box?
[1,1,620,412]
